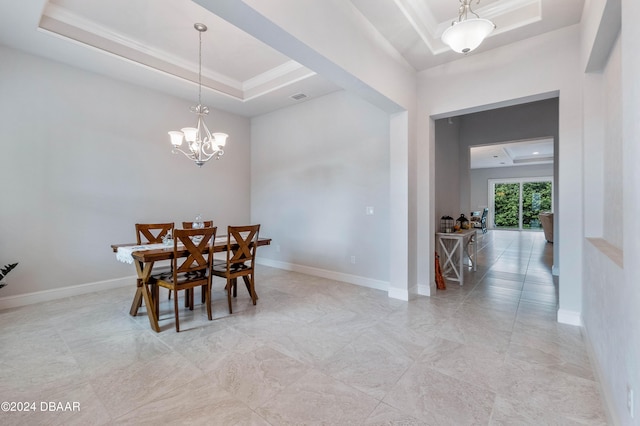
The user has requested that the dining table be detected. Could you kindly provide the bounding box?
[111,235,271,332]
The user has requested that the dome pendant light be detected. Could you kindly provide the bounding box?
[442,0,495,54]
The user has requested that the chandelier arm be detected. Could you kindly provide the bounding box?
[468,0,481,19]
[171,146,205,161]
[173,144,216,164]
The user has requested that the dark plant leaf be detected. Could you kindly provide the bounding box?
[0,262,18,283]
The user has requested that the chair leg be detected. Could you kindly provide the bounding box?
[226,280,233,314]
[201,285,206,304]
[242,275,258,304]
[153,284,160,318]
[173,288,180,332]
[205,284,212,320]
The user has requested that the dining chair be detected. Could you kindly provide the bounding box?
[135,222,174,245]
[182,220,214,229]
[148,227,217,332]
[182,220,215,305]
[134,223,175,309]
[211,224,260,314]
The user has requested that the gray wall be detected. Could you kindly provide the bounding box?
[0,46,252,297]
[458,98,559,215]
[434,118,461,230]
[435,99,558,231]
[251,91,391,285]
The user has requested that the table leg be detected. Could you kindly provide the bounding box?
[458,237,464,286]
[129,279,143,316]
[131,260,161,332]
[438,236,462,284]
[473,234,477,271]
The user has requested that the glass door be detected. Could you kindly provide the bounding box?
[522,181,552,230]
[493,182,520,229]
[489,178,553,231]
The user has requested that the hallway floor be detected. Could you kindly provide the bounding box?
[0,230,607,424]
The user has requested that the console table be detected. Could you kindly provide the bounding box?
[436,229,477,286]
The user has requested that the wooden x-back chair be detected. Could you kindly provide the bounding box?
[212,224,260,314]
[149,227,217,332]
[134,223,174,309]
[179,221,214,305]
[135,222,174,244]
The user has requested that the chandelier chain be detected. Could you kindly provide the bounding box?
[198,27,202,107]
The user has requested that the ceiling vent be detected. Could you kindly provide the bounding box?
[290,93,308,101]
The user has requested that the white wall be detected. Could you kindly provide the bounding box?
[417,26,583,318]
[602,35,623,249]
[0,46,251,304]
[581,0,640,423]
[251,91,390,288]
[196,0,418,299]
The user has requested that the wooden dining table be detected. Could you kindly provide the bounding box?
[111,236,271,332]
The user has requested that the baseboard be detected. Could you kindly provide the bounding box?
[557,308,582,326]
[0,277,133,311]
[581,324,618,426]
[257,258,389,292]
[417,282,437,296]
[388,287,409,301]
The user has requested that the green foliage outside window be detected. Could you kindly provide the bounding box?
[494,181,552,229]
[522,182,552,228]
[494,183,519,227]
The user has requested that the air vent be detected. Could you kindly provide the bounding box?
[290,93,308,101]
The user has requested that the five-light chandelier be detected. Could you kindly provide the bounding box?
[441,0,496,54]
[168,23,228,167]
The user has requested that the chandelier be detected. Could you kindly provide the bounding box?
[441,0,495,54]
[168,23,228,167]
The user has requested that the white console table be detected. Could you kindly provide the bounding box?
[436,229,477,286]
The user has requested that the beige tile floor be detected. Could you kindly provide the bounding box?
[0,230,607,425]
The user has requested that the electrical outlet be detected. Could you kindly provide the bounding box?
[350,256,356,264]
[628,385,635,419]
[365,206,374,215]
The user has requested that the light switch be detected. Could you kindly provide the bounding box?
[366,206,374,215]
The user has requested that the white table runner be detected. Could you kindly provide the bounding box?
[116,243,169,264]
[116,237,230,264]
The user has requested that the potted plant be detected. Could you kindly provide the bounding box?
[0,263,18,289]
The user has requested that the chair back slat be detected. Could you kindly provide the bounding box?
[226,225,260,269]
[182,220,214,229]
[172,227,216,277]
[135,223,174,244]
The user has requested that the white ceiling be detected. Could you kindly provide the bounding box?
[470,138,554,169]
[0,0,584,117]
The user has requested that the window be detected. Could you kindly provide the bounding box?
[489,177,553,230]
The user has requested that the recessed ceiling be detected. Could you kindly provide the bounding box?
[350,0,584,70]
[470,138,554,169]
[0,0,584,116]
